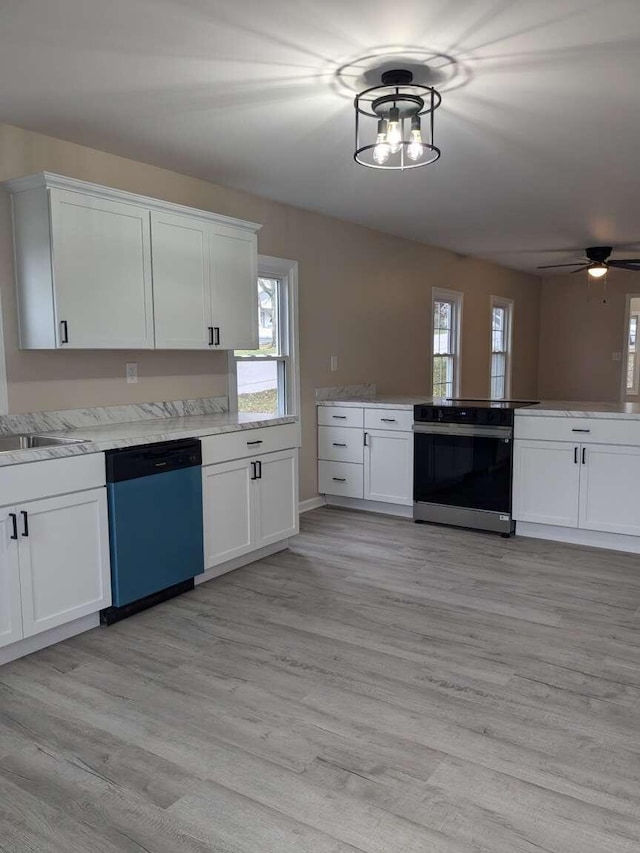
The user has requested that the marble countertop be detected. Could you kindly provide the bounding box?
[0,412,297,467]
[516,401,640,420]
[316,395,435,410]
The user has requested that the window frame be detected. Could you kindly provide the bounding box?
[228,256,300,425]
[431,287,463,399]
[489,296,513,400]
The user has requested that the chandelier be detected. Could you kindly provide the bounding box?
[354,69,441,170]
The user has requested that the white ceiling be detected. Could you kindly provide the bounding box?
[1,0,640,274]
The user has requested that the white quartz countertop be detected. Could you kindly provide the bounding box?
[0,412,297,467]
[516,401,640,420]
[316,395,434,410]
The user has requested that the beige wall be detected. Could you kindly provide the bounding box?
[0,123,541,501]
[538,270,638,402]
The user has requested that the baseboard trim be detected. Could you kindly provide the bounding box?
[195,540,290,585]
[325,495,413,518]
[299,496,326,514]
[0,613,100,666]
[516,521,640,555]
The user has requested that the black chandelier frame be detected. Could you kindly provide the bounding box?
[354,70,442,171]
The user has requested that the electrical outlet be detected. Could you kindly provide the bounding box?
[330,355,338,372]
[126,362,138,384]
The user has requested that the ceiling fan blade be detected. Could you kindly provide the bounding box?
[570,265,591,274]
[537,262,586,269]
[608,260,640,269]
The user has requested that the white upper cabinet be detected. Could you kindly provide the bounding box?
[151,211,212,349]
[49,190,154,349]
[209,225,258,350]
[6,173,261,351]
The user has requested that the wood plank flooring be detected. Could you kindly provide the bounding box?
[2,505,640,852]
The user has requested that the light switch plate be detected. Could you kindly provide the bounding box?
[126,362,138,383]
[612,352,622,362]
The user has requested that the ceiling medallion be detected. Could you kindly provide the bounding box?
[354,68,441,171]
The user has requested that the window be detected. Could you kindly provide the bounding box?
[230,258,299,417]
[432,289,462,398]
[626,310,640,395]
[490,297,513,400]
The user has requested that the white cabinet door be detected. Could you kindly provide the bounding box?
[49,189,154,348]
[0,509,22,649]
[203,459,254,568]
[513,440,580,527]
[18,489,111,637]
[254,449,298,548]
[364,430,413,505]
[151,211,212,349]
[579,444,640,535]
[209,225,258,350]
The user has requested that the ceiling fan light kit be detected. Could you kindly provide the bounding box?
[538,246,640,278]
[354,69,441,170]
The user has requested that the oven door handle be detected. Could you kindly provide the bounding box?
[413,423,513,439]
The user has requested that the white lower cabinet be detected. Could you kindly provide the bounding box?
[0,487,111,649]
[514,437,640,540]
[18,489,111,637]
[203,447,298,570]
[0,510,22,649]
[364,429,413,505]
[578,444,640,535]
[513,440,580,527]
[203,458,254,567]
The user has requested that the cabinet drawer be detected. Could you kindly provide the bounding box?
[0,453,106,507]
[202,422,298,466]
[318,461,363,499]
[318,426,364,464]
[515,415,640,447]
[364,408,413,432]
[317,406,364,429]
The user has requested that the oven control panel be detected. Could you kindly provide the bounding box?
[413,405,515,426]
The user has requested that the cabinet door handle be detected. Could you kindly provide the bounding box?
[21,511,28,537]
[364,432,369,446]
[582,447,586,465]
[250,462,257,480]
[246,440,263,446]
[332,442,347,447]
[574,446,578,464]
[332,477,346,482]
[332,415,347,419]
[214,327,221,346]
[60,320,69,344]
[256,460,262,479]
[381,418,397,423]
[572,428,591,433]
[9,513,17,540]
[208,326,214,346]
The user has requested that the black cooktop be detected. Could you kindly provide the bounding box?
[445,398,540,410]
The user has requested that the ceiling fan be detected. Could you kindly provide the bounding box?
[538,246,640,278]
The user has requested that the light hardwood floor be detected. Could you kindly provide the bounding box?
[1,506,640,852]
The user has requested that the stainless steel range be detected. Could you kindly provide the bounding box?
[413,399,538,535]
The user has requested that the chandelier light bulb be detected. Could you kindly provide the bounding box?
[386,107,402,154]
[372,119,390,165]
[588,264,607,278]
[407,117,424,161]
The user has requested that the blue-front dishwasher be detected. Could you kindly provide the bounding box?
[101,438,204,624]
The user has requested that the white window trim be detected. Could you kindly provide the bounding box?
[227,255,300,435]
[489,296,513,400]
[621,293,640,401]
[432,287,463,398]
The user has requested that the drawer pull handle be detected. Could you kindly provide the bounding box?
[246,440,263,445]
[332,415,347,419]
[571,428,591,433]
[332,477,346,482]
[381,418,397,423]
[332,442,347,447]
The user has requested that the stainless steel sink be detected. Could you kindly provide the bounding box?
[0,434,89,453]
